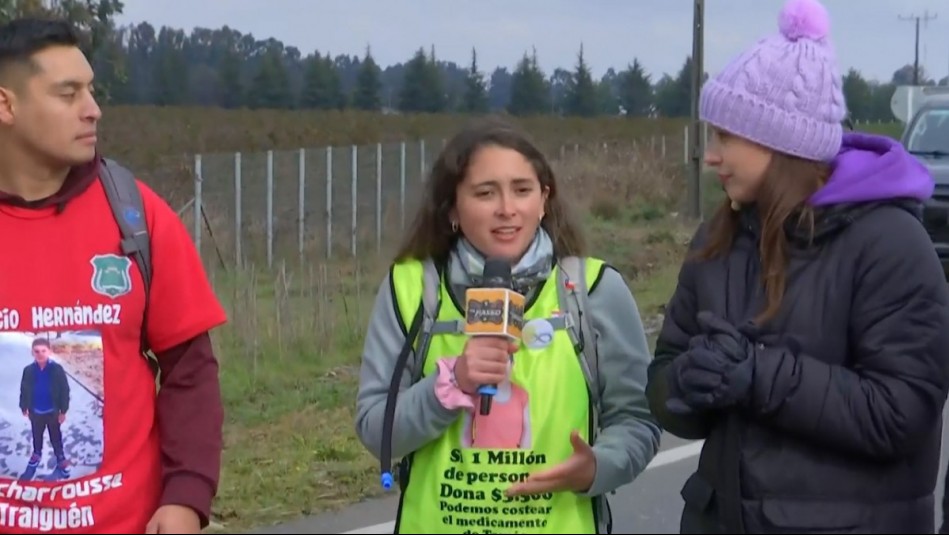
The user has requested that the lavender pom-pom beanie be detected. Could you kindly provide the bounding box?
[699,0,848,162]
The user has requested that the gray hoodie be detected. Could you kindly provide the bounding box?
[355,253,662,501]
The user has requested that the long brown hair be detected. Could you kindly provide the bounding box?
[695,152,832,325]
[393,117,587,265]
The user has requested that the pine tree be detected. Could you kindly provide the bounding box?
[461,48,489,113]
[353,46,382,111]
[508,48,549,116]
[563,44,597,116]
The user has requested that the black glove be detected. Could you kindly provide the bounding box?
[666,312,757,415]
[692,310,757,361]
[666,345,755,414]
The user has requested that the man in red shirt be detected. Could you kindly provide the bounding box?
[0,17,227,534]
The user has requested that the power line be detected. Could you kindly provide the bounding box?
[898,10,937,85]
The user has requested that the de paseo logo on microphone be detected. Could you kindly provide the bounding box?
[466,298,506,326]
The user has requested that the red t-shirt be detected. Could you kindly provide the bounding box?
[0,176,227,533]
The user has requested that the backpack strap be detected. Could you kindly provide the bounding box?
[556,256,602,431]
[558,256,615,534]
[389,258,458,384]
[98,158,157,374]
[409,258,452,384]
[384,258,454,491]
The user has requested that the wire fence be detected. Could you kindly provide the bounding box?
[181,131,695,271]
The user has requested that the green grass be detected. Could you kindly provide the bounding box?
[209,260,379,530]
[856,121,904,140]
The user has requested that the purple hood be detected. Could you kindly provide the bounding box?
[809,132,934,206]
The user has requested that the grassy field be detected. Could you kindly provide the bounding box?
[96,106,902,164]
[98,107,694,154]
[97,107,691,204]
[95,106,903,207]
[105,107,898,532]
[857,120,904,140]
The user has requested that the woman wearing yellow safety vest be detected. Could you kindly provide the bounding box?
[355,118,662,534]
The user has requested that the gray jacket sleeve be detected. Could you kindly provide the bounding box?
[354,272,462,461]
[579,266,662,497]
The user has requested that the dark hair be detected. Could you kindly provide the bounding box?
[0,18,81,83]
[393,116,586,265]
[694,151,831,325]
[32,337,51,349]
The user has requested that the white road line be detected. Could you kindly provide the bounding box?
[340,440,704,534]
[647,440,705,469]
[343,523,396,535]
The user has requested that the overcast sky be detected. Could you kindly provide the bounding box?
[115,0,949,84]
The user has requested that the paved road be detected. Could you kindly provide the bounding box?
[252,412,949,534]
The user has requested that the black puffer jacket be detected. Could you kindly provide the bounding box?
[647,200,949,534]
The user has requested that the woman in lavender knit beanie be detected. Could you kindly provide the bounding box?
[645,0,949,533]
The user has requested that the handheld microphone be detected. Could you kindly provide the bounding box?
[463,257,525,416]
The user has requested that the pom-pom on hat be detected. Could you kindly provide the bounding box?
[699,0,847,162]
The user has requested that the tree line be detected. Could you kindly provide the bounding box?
[3,0,944,122]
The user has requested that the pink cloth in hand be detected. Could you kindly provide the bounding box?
[434,357,476,410]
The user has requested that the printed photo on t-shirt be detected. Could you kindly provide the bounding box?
[0,330,104,482]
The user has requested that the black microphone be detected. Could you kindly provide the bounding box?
[464,257,525,416]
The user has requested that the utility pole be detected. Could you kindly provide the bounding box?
[688,0,705,220]
[899,10,937,85]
